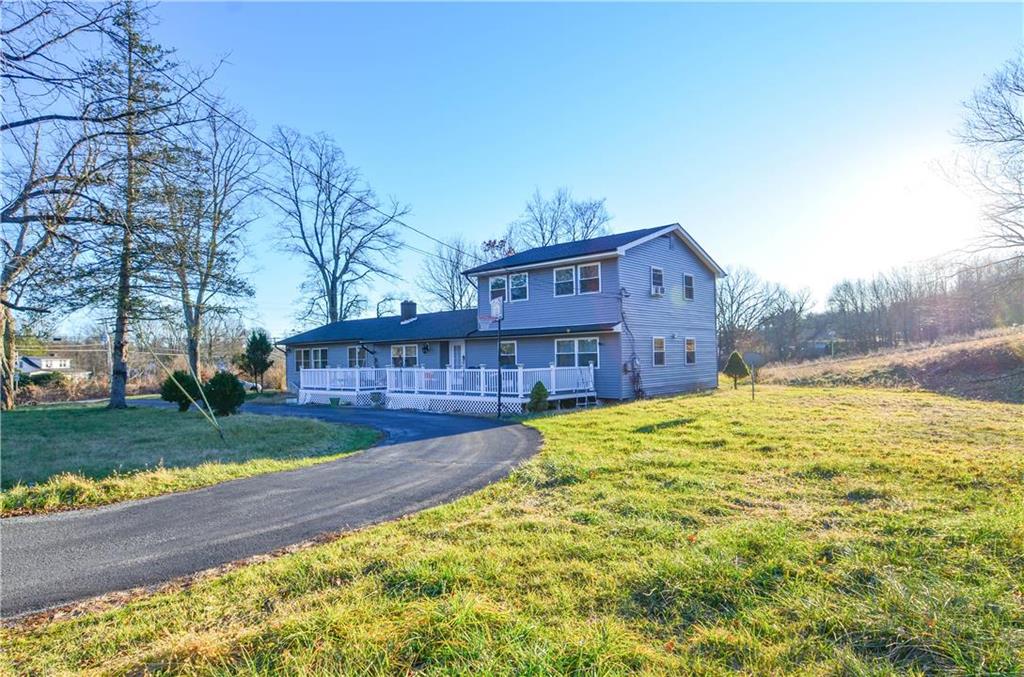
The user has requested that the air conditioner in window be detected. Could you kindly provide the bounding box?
[651,285,665,296]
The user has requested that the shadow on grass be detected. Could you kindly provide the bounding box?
[634,417,696,434]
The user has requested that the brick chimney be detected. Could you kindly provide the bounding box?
[400,300,417,322]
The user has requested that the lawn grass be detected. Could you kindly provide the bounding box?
[0,404,379,516]
[3,386,1022,674]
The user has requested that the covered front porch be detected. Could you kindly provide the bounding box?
[298,365,596,414]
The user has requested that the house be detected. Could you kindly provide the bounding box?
[280,223,725,413]
[17,355,91,380]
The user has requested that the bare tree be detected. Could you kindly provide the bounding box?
[146,110,259,375]
[508,187,611,250]
[961,55,1024,261]
[416,236,478,311]
[715,266,779,360]
[266,127,407,326]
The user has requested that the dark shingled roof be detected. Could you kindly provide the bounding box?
[462,225,671,275]
[279,309,478,346]
[279,310,620,346]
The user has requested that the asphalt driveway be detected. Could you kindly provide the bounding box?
[0,402,540,619]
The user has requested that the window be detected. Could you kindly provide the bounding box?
[555,339,576,367]
[553,266,575,297]
[489,276,507,301]
[578,263,601,294]
[509,272,529,302]
[499,340,517,367]
[577,338,599,368]
[554,337,600,368]
[651,267,665,296]
[347,346,368,368]
[391,344,418,367]
[653,337,666,366]
[685,338,696,365]
[683,274,694,301]
[295,348,327,370]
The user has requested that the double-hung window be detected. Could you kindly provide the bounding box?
[554,337,600,368]
[499,340,517,367]
[685,338,696,365]
[683,274,695,301]
[653,337,666,366]
[489,276,507,301]
[578,263,601,294]
[651,267,665,296]
[391,344,418,367]
[553,266,575,296]
[296,348,327,370]
[509,272,528,301]
[347,346,368,368]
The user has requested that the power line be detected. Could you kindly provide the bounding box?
[118,36,488,268]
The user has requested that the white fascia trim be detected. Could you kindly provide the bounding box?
[617,224,727,278]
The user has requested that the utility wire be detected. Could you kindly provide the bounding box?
[117,37,489,268]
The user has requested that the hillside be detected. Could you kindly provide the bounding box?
[760,329,1024,403]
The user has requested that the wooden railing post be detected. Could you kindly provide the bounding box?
[480,365,486,396]
[517,365,524,396]
[589,363,595,391]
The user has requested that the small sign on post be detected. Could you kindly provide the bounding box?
[743,351,766,401]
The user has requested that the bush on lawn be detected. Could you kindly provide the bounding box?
[204,371,246,416]
[29,371,67,387]
[160,370,203,412]
[723,351,750,390]
[528,380,550,413]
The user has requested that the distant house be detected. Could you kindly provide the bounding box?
[280,224,724,413]
[17,356,91,380]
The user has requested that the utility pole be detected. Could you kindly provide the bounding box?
[491,297,504,419]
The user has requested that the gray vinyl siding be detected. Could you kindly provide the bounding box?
[464,333,621,398]
[617,233,719,398]
[475,257,621,331]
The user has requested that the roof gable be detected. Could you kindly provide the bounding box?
[462,224,724,277]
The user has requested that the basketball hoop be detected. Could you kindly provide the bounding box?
[490,297,504,321]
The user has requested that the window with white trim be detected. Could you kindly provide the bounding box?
[683,274,694,301]
[347,346,368,368]
[499,340,517,367]
[685,338,696,365]
[554,337,600,368]
[489,276,507,301]
[651,267,665,296]
[653,337,666,366]
[509,272,528,301]
[295,348,327,370]
[391,344,418,367]
[578,263,601,294]
[553,266,575,296]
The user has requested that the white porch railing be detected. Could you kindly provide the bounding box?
[299,365,595,398]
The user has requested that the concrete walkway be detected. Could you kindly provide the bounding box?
[0,402,539,618]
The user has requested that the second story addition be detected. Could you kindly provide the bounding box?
[463,224,724,331]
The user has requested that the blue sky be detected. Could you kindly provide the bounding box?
[149,2,1021,338]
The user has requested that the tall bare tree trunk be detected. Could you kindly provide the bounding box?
[186,315,201,377]
[1,294,16,410]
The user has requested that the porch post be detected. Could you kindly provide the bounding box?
[446,368,451,394]
[414,367,419,394]
[589,363,595,391]
[517,365,524,397]
[479,365,486,396]
[550,363,556,394]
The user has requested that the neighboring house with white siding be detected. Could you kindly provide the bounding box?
[280,224,724,412]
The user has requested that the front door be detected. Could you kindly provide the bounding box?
[449,340,465,368]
